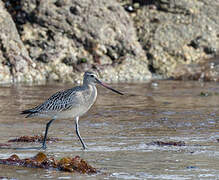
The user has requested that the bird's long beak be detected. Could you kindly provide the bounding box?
[95,78,124,95]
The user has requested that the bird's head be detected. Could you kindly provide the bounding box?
[83,71,124,95]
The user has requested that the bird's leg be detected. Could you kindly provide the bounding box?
[75,116,87,150]
[41,119,55,149]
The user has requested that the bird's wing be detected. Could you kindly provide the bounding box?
[32,87,82,113]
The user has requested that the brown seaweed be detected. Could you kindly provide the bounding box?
[8,135,60,143]
[0,143,11,147]
[149,141,186,146]
[0,152,97,174]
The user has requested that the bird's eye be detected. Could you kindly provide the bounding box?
[90,74,94,77]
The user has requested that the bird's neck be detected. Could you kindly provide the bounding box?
[83,80,95,88]
[82,83,97,101]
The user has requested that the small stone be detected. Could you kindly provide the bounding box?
[124,4,135,13]
[151,82,158,87]
[133,3,140,9]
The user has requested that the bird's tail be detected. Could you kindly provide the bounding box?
[21,109,37,118]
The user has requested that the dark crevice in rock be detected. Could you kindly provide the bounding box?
[54,0,64,7]
[62,56,76,66]
[132,0,155,6]
[188,36,217,56]
[203,47,217,55]
[46,30,55,41]
[188,37,202,49]
[0,38,14,78]
[124,0,192,15]
[148,64,156,73]
[2,0,33,32]
[36,53,49,63]
[105,44,128,63]
[146,53,156,73]
[69,6,80,15]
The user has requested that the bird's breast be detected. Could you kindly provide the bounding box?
[56,85,97,119]
[81,85,97,111]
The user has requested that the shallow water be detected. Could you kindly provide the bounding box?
[0,80,219,179]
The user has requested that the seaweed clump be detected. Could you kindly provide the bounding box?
[0,143,11,147]
[150,141,186,146]
[0,152,97,174]
[8,135,59,143]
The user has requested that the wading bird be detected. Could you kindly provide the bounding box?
[21,71,123,150]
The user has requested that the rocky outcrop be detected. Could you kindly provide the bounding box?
[0,1,43,83]
[172,55,219,81]
[131,0,219,78]
[0,0,219,83]
[0,0,151,83]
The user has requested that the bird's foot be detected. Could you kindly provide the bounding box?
[82,144,88,150]
[41,144,47,150]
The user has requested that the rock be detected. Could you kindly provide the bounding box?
[172,55,219,82]
[11,0,151,83]
[131,0,219,78]
[2,0,218,83]
[0,1,44,83]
